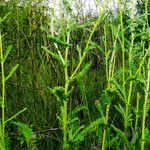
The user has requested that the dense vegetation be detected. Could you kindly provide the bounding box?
[0,0,150,149]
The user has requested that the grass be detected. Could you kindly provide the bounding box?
[0,0,150,149]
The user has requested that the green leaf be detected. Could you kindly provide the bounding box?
[3,45,12,63]
[0,12,11,23]
[73,62,92,80]
[71,125,85,140]
[41,46,65,65]
[47,34,71,47]
[74,117,105,142]
[12,122,36,144]
[69,117,79,124]
[5,64,19,82]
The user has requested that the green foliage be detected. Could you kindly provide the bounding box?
[12,121,37,150]
[0,0,150,149]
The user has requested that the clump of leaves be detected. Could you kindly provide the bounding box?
[12,122,37,150]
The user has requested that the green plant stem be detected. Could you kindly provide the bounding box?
[141,58,150,150]
[125,31,135,137]
[104,24,109,83]
[63,15,70,149]
[118,0,125,97]
[118,0,128,136]
[102,22,109,150]
[102,105,110,150]
[0,32,6,150]
[141,0,149,148]
[135,92,140,130]
[63,100,68,150]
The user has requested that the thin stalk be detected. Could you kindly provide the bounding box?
[118,0,125,96]
[118,1,128,138]
[102,22,109,150]
[63,15,70,150]
[135,92,140,130]
[16,0,21,108]
[141,58,150,150]
[0,32,6,150]
[104,24,109,83]
[141,0,149,148]
[109,22,117,81]
[102,105,110,150]
[62,100,68,150]
[125,30,135,136]
[101,19,117,150]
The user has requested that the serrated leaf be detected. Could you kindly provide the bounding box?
[73,62,92,80]
[5,64,19,82]
[71,125,85,140]
[12,121,35,143]
[74,117,105,142]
